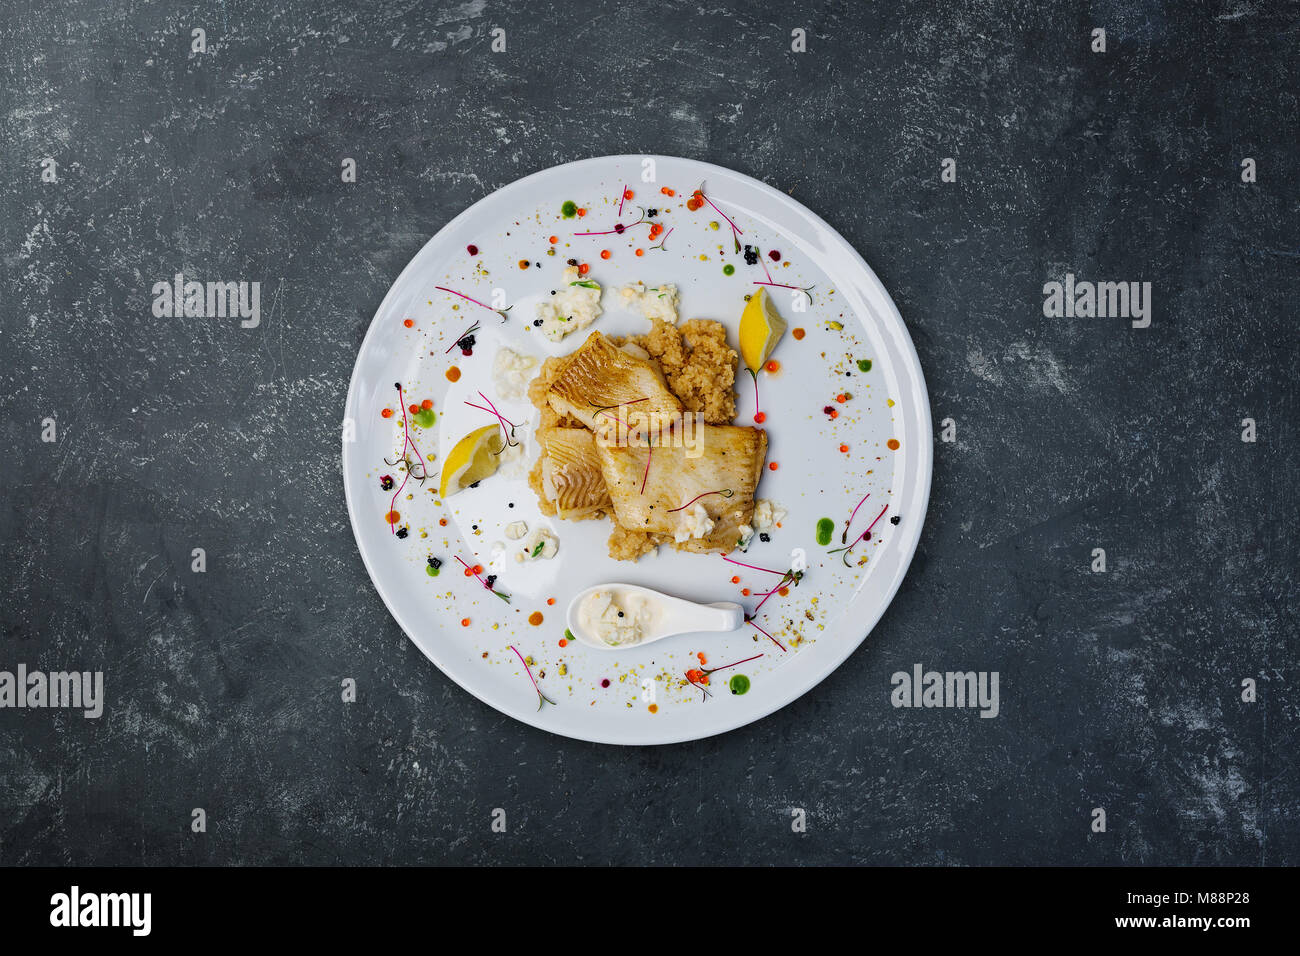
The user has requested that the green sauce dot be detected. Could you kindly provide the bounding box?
[722,264,735,276]
[564,628,575,642]
[857,359,872,372]
[426,565,439,577]
[729,674,750,695]
[561,200,577,218]
[816,517,834,546]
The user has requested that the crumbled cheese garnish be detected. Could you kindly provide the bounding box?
[752,499,786,532]
[673,502,715,544]
[492,347,538,401]
[519,526,559,561]
[536,266,602,342]
[618,281,679,323]
[505,520,528,540]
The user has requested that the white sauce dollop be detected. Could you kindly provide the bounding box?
[577,588,657,647]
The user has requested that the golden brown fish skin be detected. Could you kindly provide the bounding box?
[596,425,767,553]
[546,331,683,434]
[538,427,612,520]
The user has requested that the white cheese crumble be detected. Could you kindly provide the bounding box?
[618,281,679,323]
[535,266,602,342]
[515,526,559,562]
[673,502,715,544]
[752,499,787,532]
[504,520,528,540]
[491,347,538,401]
[736,524,755,550]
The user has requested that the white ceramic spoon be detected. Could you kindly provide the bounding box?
[566,583,745,650]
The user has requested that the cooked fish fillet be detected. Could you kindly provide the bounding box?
[596,425,768,553]
[546,331,683,435]
[538,427,611,519]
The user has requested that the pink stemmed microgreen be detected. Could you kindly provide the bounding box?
[842,492,870,544]
[385,383,430,534]
[667,489,734,513]
[722,555,788,576]
[745,618,787,653]
[827,503,890,566]
[435,286,511,322]
[464,391,519,450]
[686,653,764,700]
[695,185,743,253]
[752,280,815,306]
[509,644,555,710]
[454,555,510,604]
[445,319,481,354]
[575,207,649,237]
[617,184,628,217]
[648,226,673,252]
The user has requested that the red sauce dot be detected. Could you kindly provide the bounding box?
[768,249,781,261]
[403,318,414,328]
[601,678,611,687]
[742,588,751,596]
[623,189,634,200]
[460,618,470,627]
[600,249,611,260]
[753,412,767,424]
[768,462,779,471]
[466,244,478,255]
[765,360,780,373]
[421,399,433,409]
[381,408,393,419]
[730,575,740,584]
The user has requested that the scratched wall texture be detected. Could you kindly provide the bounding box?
[1,0,1296,866]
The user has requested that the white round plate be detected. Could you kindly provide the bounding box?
[343,155,931,745]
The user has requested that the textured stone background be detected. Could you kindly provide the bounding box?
[1,0,1296,865]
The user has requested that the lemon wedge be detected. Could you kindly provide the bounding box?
[739,287,787,373]
[439,424,506,498]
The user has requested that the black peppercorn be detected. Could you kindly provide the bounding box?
[890,515,901,525]
[759,532,771,542]
[533,319,543,327]
[395,527,408,539]
[485,574,497,588]
[379,475,394,491]
[427,556,442,569]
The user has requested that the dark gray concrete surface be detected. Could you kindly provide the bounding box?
[1,1,1296,865]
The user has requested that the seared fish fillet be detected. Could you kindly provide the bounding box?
[596,425,768,553]
[546,331,682,435]
[538,427,612,519]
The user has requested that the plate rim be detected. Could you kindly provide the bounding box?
[342,153,933,745]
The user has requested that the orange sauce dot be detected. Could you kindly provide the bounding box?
[577,207,587,217]
[548,235,558,244]
[517,259,529,270]
[635,248,644,256]
[779,586,790,597]
[421,398,433,409]
[768,462,779,471]
[408,404,419,415]
[697,652,707,664]
[792,327,806,340]
[546,597,556,605]
[836,394,847,403]
[381,408,393,419]
[753,412,767,424]
[403,318,414,328]
[765,360,780,373]
[558,638,568,648]
[578,263,590,275]
[887,438,901,450]
[839,444,849,453]
[472,564,483,574]
[624,189,634,200]
[648,703,659,714]
[829,409,839,419]
[460,618,470,627]
[463,568,473,577]
[385,510,400,524]
[528,611,543,626]
[600,249,611,260]
[446,366,461,382]
[742,588,751,596]
[730,575,740,584]
[438,518,448,526]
